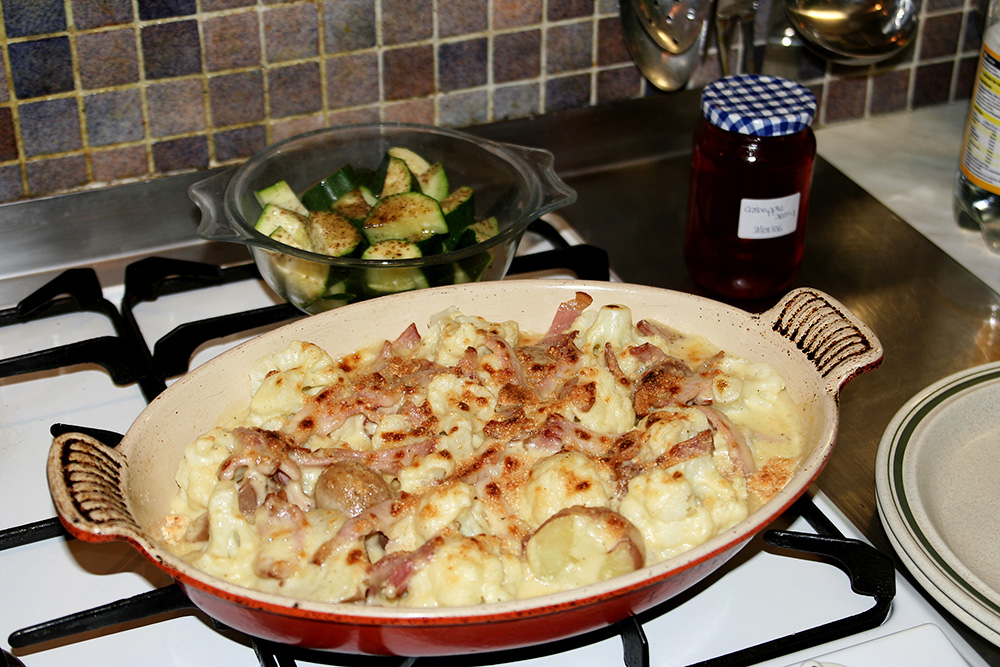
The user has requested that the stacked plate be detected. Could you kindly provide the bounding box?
[876,362,1000,646]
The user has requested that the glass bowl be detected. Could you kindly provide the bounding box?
[189,123,577,314]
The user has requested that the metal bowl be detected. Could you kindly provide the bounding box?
[189,123,576,315]
[48,280,882,656]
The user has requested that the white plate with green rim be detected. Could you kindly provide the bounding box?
[876,361,1000,647]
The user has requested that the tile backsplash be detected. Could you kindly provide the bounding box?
[0,0,982,203]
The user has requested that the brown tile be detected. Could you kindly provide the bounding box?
[269,62,323,117]
[547,22,592,74]
[545,73,590,112]
[963,11,984,54]
[0,165,24,202]
[382,98,434,123]
[25,155,88,196]
[72,0,133,29]
[264,4,319,62]
[19,98,81,157]
[142,20,201,79]
[382,0,433,45]
[548,0,592,21]
[439,0,488,37]
[77,28,139,89]
[271,115,327,142]
[203,0,255,9]
[0,107,18,161]
[384,46,434,100]
[204,11,261,72]
[90,145,148,182]
[323,0,376,53]
[956,53,980,99]
[152,135,209,172]
[494,0,542,29]
[823,76,867,122]
[439,38,488,91]
[325,53,380,108]
[918,12,962,60]
[438,90,488,127]
[925,0,962,10]
[494,30,541,83]
[209,71,265,127]
[214,125,266,161]
[84,89,144,146]
[597,66,643,103]
[493,83,538,121]
[913,61,953,108]
[327,106,380,125]
[869,69,910,115]
[597,17,630,66]
[147,79,206,136]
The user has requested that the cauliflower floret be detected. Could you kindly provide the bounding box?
[619,457,748,562]
[247,341,347,427]
[567,364,635,434]
[520,451,613,527]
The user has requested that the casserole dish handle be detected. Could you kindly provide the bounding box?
[761,287,884,397]
[47,432,146,546]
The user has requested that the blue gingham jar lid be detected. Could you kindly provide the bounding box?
[701,75,816,136]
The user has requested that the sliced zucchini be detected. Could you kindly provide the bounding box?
[469,216,499,243]
[417,162,449,201]
[379,156,417,197]
[362,192,448,244]
[301,164,359,212]
[255,204,311,247]
[361,240,430,294]
[387,147,432,176]
[333,186,376,222]
[308,211,363,257]
[269,253,329,305]
[255,181,308,216]
[440,186,475,250]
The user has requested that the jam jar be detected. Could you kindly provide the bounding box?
[684,75,817,300]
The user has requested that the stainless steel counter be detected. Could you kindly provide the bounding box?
[3,88,999,662]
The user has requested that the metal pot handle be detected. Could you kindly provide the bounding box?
[47,432,144,546]
[759,287,884,397]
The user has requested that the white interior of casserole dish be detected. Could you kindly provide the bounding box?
[118,279,839,619]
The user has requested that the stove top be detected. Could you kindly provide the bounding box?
[0,216,988,667]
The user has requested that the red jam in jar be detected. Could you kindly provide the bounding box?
[684,75,817,300]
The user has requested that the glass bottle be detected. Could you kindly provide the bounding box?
[684,75,817,300]
[954,0,1000,251]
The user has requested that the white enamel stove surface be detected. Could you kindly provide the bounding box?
[0,221,989,667]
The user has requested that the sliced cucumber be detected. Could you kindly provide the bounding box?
[301,164,359,212]
[417,162,449,201]
[308,211,363,257]
[361,240,429,294]
[378,156,417,197]
[255,180,308,216]
[387,147,432,176]
[362,192,448,244]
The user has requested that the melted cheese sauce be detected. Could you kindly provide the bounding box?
[160,298,804,608]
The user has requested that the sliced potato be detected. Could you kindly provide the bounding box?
[524,506,645,588]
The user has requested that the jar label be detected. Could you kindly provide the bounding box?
[960,39,1000,195]
[737,193,800,239]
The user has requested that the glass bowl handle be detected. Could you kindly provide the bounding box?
[499,142,578,215]
[188,168,257,245]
